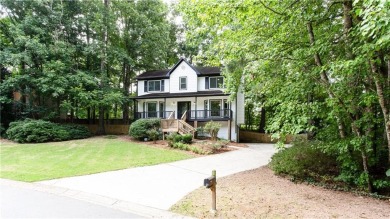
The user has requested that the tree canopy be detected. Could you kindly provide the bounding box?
[0,0,178,132]
[179,0,389,192]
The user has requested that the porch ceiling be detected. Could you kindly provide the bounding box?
[131,90,229,99]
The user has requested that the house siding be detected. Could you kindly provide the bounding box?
[169,61,198,93]
[198,77,206,90]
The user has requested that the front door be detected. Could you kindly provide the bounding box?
[177,101,191,119]
[210,100,222,117]
[146,102,157,118]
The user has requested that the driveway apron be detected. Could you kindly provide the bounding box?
[38,143,277,210]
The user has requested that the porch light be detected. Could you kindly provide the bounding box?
[172,101,176,105]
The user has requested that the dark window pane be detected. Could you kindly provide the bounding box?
[148,81,161,91]
[209,77,217,88]
[217,77,223,88]
[210,100,221,116]
[180,77,187,90]
[209,77,223,88]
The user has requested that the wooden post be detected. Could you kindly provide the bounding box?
[228,120,231,141]
[211,170,217,214]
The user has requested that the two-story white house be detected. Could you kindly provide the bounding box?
[132,58,244,141]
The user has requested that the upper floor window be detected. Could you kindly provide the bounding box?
[209,76,224,89]
[179,77,187,90]
[147,80,163,92]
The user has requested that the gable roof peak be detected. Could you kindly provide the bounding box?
[167,58,200,76]
[136,58,221,80]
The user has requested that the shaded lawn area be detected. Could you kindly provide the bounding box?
[0,137,194,182]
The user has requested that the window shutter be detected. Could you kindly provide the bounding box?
[161,80,164,91]
[144,81,148,92]
[205,77,209,89]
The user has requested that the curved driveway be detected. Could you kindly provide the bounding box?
[38,143,277,210]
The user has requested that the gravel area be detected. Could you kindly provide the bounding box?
[171,166,390,218]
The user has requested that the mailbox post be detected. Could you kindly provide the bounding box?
[204,170,217,213]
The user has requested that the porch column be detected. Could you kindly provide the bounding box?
[164,97,167,114]
[228,120,231,141]
[133,99,137,120]
[195,96,197,120]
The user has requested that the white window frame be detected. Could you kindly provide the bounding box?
[148,80,161,92]
[209,76,224,89]
[179,77,187,90]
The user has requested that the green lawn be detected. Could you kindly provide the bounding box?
[0,137,193,182]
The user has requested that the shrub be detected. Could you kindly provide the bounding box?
[204,120,222,141]
[174,134,183,143]
[166,132,178,147]
[61,124,90,139]
[269,140,338,181]
[129,118,161,140]
[174,142,190,151]
[181,134,193,144]
[146,128,160,143]
[166,133,192,146]
[190,146,206,155]
[6,119,90,143]
[195,126,205,138]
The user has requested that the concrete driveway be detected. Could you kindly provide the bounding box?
[38,143,277,210]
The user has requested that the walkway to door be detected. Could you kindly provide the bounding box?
[38,143,277,210]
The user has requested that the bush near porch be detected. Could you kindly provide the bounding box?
[128,118,161,140]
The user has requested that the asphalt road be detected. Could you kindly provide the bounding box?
[0,184,143,218]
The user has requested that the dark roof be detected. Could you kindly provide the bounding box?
[136,69,170,80]
[136,59,221,80]
[195,66,221,76]
[131,90,229,99]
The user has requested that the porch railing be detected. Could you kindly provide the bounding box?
[136,111,173,119]
[187,109,232,121]
[178,119,195,136]
[136,109,232,121]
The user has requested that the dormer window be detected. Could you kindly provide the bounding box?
[209,76,224,89]
[179,77,187,90]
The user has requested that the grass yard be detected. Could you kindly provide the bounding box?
[0,136,193,182]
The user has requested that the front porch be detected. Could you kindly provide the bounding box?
[131,92,237,141]
[135,109,233,121]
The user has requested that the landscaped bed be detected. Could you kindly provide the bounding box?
[0,136,194,182]
[171,166,390,218]
[122,135,246,155]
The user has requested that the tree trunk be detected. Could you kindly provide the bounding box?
[259,107,266,133]
[306,21,346,138]
[122,63,130,123]
[98,107,105,135]
[370,60,390,164]
[93,107,96,123]
[352,124,373,192]
[97,0,110,135]
[342,0,353,58]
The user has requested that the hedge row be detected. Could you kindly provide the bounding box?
[6,119,90,143]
